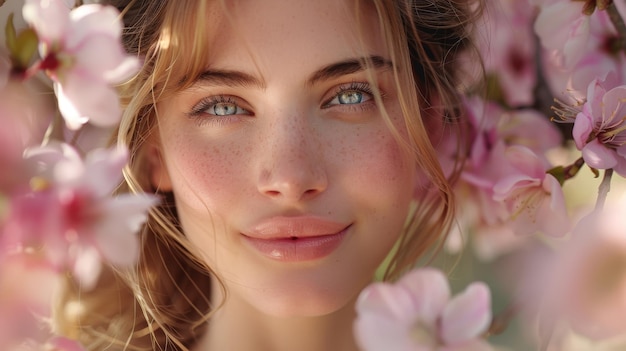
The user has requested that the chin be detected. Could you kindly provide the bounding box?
[252,287,356,318]
[231,268,367,319]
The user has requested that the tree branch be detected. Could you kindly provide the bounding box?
[595,168,614,211]
[607,2,626,53]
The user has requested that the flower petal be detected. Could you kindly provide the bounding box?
[440,282,492,345]
[55,74,121,129]
[356,283,421,323]
[22,0,71,43]
[354,313,421,351]
[397,267,451,326]
[82,147,128,197]
[94,194,156,267]
[66,4,122,50]
[72,245,102,290]
[73,33,140,83]
[582,139,618,169]
[572,110,594,150]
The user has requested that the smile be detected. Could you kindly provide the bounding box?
[241,217,351,262]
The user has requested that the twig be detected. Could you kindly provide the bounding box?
[607,2,626,53]
[485,302,520,337]
[595,168,614,211]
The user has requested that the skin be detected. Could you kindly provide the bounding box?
[149,0,423,350]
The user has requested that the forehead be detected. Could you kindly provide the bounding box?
[203,0,386,78]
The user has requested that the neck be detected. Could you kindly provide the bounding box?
[195,278,361,351]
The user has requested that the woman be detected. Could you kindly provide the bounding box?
[56,0,480,350]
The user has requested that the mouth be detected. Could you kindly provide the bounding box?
[241,218,351,262]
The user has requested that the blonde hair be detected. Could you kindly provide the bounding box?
[55,0,481,350]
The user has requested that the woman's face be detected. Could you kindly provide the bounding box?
[152,0,420,317]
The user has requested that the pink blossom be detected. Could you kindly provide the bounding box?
[461,97,561,180]
[2,144,156,289]
[474,0,537,107]
[354,268,493,351]
[22,0,139,129]
[0,82,51,194]
[573,80,626,176]
[441,97,562,257]
[534,1,589,69]
[492,145,570,237]
[0,254,61,349]
[570,5,626,92]
[541,207,626,340]
[446,186,528,261]
[536,1,626,95]
[0,254,86,350]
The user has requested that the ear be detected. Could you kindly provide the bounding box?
[146,142,173,192]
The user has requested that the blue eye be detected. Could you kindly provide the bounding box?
[189,96,251,118]
[337,91,365,104]
[209,101,248,116]
[324,82,374,107]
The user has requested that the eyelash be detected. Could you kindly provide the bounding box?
[187,95,250,126]
[321,81,377,109]
[186,81,381,126]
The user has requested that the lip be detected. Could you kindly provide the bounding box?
[242,216,350,262]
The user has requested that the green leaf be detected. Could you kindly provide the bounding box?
[5,14,39,69]
[547,166,566,186]
[5,13,17,53]
[14,28,38,68]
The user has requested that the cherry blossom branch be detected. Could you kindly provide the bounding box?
[607,2,626,52]
[485,302,520,337]
[547,157,585,186]
[595,168,614,211]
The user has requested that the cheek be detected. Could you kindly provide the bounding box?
[161,136,256,265]
[163,136,249,212]
[335,125,416,227]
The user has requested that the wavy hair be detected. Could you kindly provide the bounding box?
[54,0,481,350]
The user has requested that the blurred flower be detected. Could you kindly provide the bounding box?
[0,82,52,194]
[22,0,139,129]
[443,97,563,258]
[461,97,561,184]
[492,145,570,237]
[2,143,156,289]
[545,207,626,340]
[474,0,537,107]
[354,268,493,351]
[534,0,590,69]
[0,253,61,350]
[573,79,626,176]
[536,0,626,94]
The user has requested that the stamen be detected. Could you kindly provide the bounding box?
[551,98,584,123]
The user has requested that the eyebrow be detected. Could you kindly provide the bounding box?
[307,55,393,86]
[193,69,265,89]
[192,55,393,89]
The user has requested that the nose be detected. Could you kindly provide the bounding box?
[256,112,328,202]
